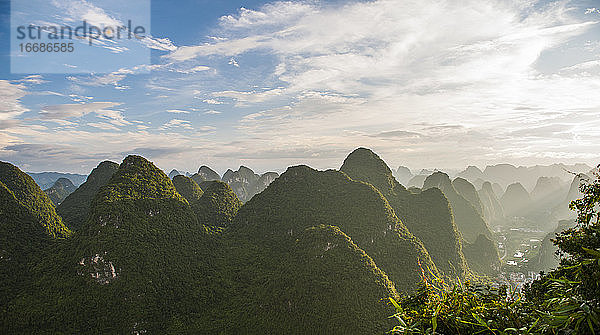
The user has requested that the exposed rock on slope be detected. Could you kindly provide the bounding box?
[44,178,76,206]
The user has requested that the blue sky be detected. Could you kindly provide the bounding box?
[1,0,599,175]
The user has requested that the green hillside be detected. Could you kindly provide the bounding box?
[452,177,483,216]
[340,148,470,280]
[0,181,52,309]
[423,172,492,242]
[196,180,242,229]
[0,161,71,239]
[232,164,438,292]
[4,156,218,334]
[212,224,398,334]
[56,161,119,231]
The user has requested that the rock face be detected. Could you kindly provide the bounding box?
[197,165,221,181]
[0,161,71,239]
[501,182,532,217]
[395,166,413,185]
[478,181,505,227]
[423,172,493,243]
[340,148,470,280]
[44,178,76,206]
[234,163,438,293]
[221,166,279,202]
[57,161,119,231]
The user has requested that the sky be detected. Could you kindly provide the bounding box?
[0,0,600,175]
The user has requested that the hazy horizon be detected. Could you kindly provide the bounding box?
[2,0,600,174]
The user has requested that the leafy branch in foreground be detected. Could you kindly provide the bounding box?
[391,165,600,335]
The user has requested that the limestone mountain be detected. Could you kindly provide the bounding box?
[553,174,589,220]
[197,165,221,181]
[256,171,279,194]
[394,165,413,185]
[56,161,119,231]
[531,177,566,207]
[0,181,53,308]
[492,183,504,198]
[214,224,398,333]
[478,181,505,227]
[0,161,71,239]
[423,172,493,243]
[27,171,86,190]
[340,148,470,279]
[232,163,438,293]
[172,175,204,217]
[221,166,279,202]
[196,180,242,229]
[168,169,182,179]
[44,178,76,206]
[407,174,427,188]
[530,219,574,273]
[501,182,532,217]
[458,165,485,182]
[453,177,483,216]
[222,166,260,202]
[5,156,217,333]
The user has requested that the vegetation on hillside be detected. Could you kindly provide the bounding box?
[391,165,600,334]
[43,178,76,206]
[340,148,471,280]
[0,161,71,239]
[56,161,119,231]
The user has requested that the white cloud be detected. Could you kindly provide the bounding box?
[161,0,600,169]
[0,81,29,121]
[166,109,191,114]
[202,98,223,105]
[160,119,193,130]
[204,110,222,115]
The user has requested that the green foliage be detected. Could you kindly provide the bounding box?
[393,165,600,335]
[0,182,52,310]
[0,161,71,239]
[340,148,471,280]
[196,180,242,229]
[56,161,119,231]
[172,174,204,209]
[390,276,536,334]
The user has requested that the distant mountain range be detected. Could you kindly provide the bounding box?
[1,150,595,333]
